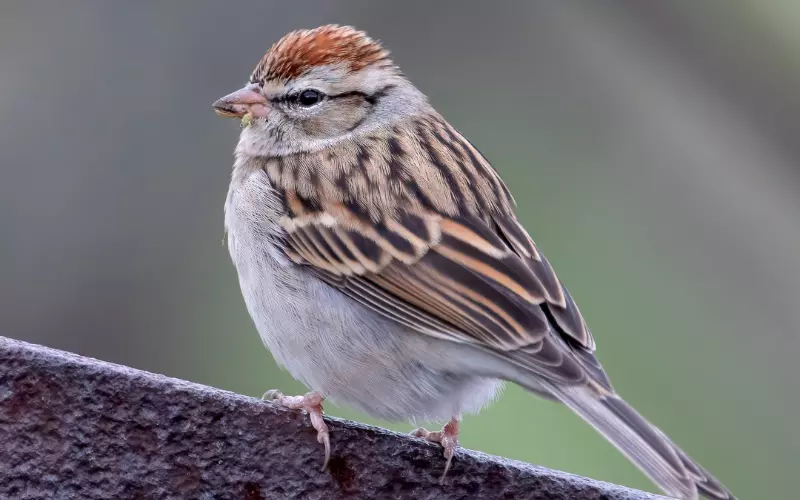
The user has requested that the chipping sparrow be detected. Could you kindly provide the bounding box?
[213,25,734,500]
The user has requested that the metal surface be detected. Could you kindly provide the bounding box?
[0,336,668,499]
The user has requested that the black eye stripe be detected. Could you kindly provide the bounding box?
[327,91,369,100]
[330,84,396,105]
[270,85,395,106]
[272,89,325,106]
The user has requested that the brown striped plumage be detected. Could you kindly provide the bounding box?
[253,115,598,383]
[215,25,734,500]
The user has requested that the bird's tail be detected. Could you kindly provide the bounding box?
[540,383,734,500]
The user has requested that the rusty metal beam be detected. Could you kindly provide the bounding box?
[0,337,666,499]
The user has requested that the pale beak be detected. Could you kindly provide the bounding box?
[212,83,269,118]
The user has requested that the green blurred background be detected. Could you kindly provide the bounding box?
[2,2,799,498]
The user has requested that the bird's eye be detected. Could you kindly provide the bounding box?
[297,89,323,107]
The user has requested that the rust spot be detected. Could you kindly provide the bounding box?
[169,466,201,494]
[328,455,357,492]
[4,375,58,420]
[243,482,264,500]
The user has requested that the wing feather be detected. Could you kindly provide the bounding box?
[265,116,607,390]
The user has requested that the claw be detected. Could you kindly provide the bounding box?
[410,418,460,483]
[262,389,331,471]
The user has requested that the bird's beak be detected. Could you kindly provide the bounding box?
[212,83,269,119]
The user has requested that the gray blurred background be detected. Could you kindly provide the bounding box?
[2,2,798,498]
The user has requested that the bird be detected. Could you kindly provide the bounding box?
[212,25,734,500]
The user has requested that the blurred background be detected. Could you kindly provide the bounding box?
[2,1,798,498]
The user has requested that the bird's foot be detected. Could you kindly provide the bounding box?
[262,389,330,471]
[410,418,460,483]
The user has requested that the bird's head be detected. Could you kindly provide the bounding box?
[213,25,429,157]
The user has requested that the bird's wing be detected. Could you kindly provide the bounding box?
[264,116,609,389]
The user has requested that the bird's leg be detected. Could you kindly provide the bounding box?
[410,417,460,483]
[262,389,330,470]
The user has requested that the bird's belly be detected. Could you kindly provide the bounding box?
[236,241,502,421]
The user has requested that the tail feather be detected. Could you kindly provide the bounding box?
[542,384,734,500]
[656,425,735,500]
